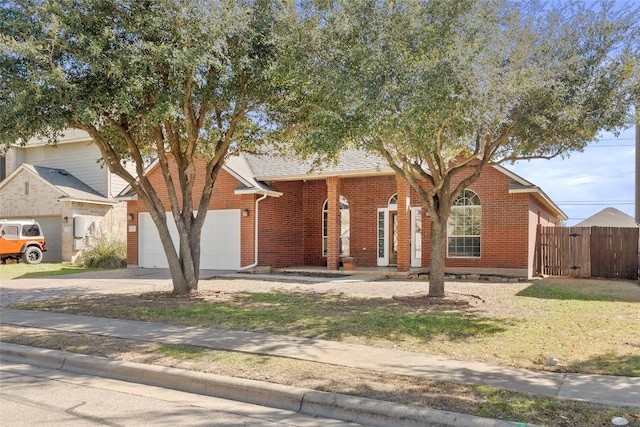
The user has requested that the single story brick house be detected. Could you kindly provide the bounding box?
[124,150,566,278]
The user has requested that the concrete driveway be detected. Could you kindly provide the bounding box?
[0,268,231,306]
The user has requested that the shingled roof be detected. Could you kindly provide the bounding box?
[242,149,392,181]
[575,207,639,228]
[2,164,115,204]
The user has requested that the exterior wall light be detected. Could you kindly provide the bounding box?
[242,209,250,217]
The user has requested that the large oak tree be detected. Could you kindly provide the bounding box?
[1,0,293,295]
[276,0,640,297]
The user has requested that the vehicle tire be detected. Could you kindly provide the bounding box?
[23,246,43,264]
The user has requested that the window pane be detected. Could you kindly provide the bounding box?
[447,190,481,258]
[2,225,19,238]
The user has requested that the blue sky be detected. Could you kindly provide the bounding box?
[508,126,636,225]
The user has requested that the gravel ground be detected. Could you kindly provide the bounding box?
[199,275,532,300]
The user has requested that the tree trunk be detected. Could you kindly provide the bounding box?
[428,218,447,298]
[171,227,201,295]
[149,210,201,296]
[167,255,199,295]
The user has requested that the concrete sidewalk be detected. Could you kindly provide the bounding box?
[1,308,638,409]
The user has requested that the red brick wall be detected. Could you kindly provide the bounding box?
[325,177,341,270]
[240,194,256,266]
[126,200,140,265]
[302,180,327,266]
[257,181,305,267]
[134,161,242,212]
[332,175,397,267]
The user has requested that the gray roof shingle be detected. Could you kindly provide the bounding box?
[27,165,113,204]
[574,207,639,228]
[243,149,392,180]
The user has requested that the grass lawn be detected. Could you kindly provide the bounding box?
[11,277,640,377]
[0,262,102,281]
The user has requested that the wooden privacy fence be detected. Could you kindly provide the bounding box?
[535,226,639,279]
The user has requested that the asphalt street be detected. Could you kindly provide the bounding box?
[0,362,361,427]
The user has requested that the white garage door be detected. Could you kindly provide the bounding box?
[138,210,240,269]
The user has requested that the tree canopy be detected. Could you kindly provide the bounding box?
[276,0,640,296]
[1,0,293,294]
[2,0,639,297]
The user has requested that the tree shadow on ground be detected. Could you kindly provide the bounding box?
[173,291,514,342]
[561,352,640,377]
[15,267,95,279]
[10,290,515,344]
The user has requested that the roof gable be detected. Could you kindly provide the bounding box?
[0,164,114,205]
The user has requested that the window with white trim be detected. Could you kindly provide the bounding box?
[447,190,481,258]
[322,196,350,256]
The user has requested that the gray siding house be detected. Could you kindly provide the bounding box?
[0,129,129,263]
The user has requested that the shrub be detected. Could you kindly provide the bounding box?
[79,238,127,269]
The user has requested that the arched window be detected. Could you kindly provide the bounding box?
[388,194,398,207]
[447,190,481,258]
[323,196,350,256]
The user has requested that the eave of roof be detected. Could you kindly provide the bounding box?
[57,196,119,206]
[254,168,396,182]
[233,184,282,197]
[497,165,568,220]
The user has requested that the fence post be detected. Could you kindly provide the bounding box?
[535,223,542,277]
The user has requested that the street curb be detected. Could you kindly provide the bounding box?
[1,343,533,427]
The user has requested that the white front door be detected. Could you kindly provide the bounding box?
[377,207,423,267]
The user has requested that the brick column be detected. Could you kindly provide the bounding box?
[239,194,256,267]
[326,176,341,270]
[396,174,411,272]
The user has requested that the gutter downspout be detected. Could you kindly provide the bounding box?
[239,193,268,271]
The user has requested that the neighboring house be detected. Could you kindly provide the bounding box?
[0,129,129,263]
[574,207,639,228]
[124,150,566,278]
